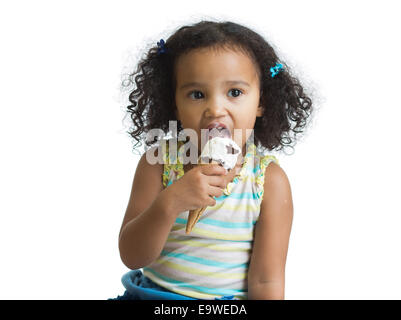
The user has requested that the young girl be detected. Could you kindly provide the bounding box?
[112,20,313,300]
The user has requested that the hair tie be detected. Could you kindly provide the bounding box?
[157,39,167,55]
[270,63,283,78]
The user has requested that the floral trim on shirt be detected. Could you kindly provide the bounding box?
[162,139,279,199]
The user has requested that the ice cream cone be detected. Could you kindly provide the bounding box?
[185,206,207,234]
[184,133,241,234]
[185,160,220,234]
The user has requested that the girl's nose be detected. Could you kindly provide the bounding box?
[205,98,227,117]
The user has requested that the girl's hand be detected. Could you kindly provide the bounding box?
[168,164,228,214]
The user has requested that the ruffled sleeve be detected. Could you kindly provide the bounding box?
[255,154,280,202]
[162,139,185,188]
[161,140,171,188]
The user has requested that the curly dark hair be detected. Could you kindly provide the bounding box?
[122,20,314,155]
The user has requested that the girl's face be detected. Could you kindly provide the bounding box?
[174,47,263,156]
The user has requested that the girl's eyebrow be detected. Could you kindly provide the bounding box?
[179,80,250,91]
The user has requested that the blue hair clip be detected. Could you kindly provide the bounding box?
[157,39,167,55]
[270,63,283,78]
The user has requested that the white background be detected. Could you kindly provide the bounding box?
[0,0,400,299]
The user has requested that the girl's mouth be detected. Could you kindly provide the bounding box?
[204,122,231,140]
[207,127,231,140]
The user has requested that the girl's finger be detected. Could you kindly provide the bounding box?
[200,164,227,176]
[208,185,225,199]
[207,175,227,189]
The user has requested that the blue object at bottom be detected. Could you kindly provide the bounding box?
[109,269,235,300]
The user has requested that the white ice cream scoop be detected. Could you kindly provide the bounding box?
[199,136,241,170]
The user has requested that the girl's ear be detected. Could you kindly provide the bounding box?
[256,104,264,117]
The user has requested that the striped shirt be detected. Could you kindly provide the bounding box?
[143,139,279,300]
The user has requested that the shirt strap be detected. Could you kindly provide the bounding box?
[255,154,280,202]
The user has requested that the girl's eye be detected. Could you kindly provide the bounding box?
[189,91,204,100]
[188,89,243,99]
[228,89,243,98]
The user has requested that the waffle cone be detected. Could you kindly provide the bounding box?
[185,160,220,234]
